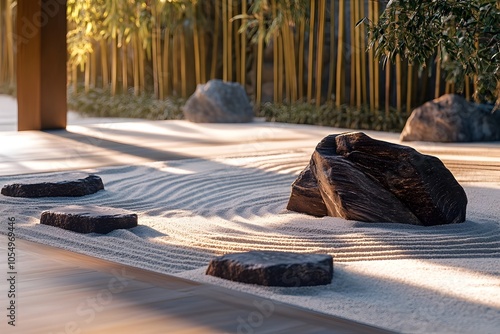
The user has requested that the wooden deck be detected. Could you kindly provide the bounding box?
[0,239,392,334]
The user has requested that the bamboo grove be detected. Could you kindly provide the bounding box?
[0,0,474,114]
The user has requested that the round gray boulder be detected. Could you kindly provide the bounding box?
[183,79,253,123]
[401,94,500,142]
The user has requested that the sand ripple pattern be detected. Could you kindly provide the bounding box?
[0,153,499,274]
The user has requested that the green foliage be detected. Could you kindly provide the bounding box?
[67,0,106,68]
[66,0,195,62]
[68,87,185,120]
[234,0,309,44]
[257,102,408,132]
[370,0,500,104]
[68,87,406,132]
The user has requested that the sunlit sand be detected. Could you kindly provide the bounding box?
[1,95,499,333]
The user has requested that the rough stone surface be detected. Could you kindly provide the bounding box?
[401,94,500,142]
[288,132,467,226]
[206,251,333,287]
[287,166,328,217]
[183,79,253,123]
[40,206,138,234]
[1,173,104,198]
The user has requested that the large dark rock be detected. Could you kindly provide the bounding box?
[206,251,333,287]
[287,132,467,226]
[287,165,328,217]
[183,79,253,123]
[1,173,104,198]
[40,206,138,234]
[401,94,500,142]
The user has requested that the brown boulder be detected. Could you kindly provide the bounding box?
[287,165,328,217]
[288,132,467,226]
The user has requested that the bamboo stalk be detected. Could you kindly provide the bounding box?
[234,7,241,84]
[282,12,297,102]
[100,39,109,88]
[122,43,128,93]
[391,11,402,112]
[374,0,380,109]
[289,27,298,102]
[157,12,164,99]
[445,81,453,95]
[163,28,171,96]
[298,18,305,100]
[396,53,402,111]
[354,0,362,107]
[282,27,291,102]
[211,0,220,79]
[307,0,316,102]
[435,48,441,99]
[133,34,140,96]
[228,0,233,81]
[91,49,97,88]
[138,36,146,94]
[255,13,265,105]
[359,0,367,106]
[151,24,159,98]
[349,0,356,105]
[193,18,202,85]
[473,38,479,102]
[184,26,196,95]
[315,0,326,107]
[173,33,179,95]
[85,52,90,93]
[368,0,375,111]
[272,1,279,102]
[222,0,228,81]
[200,27,207,83]
[336,0,345,107]
[241,0,247,87]
[72,64,78,93]
[327,0,336,101]
[277,32,284,103]
[111,36,117,96]
[406,64,413,113]
[180,26,187,98]
[385,61,391,117]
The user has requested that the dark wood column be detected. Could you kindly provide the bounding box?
[17,0,67,131]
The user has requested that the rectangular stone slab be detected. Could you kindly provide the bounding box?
[206,251,333,287]
[40,206,138,234]
[1,173,104,198]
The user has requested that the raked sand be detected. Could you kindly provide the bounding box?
[1,150,499,333]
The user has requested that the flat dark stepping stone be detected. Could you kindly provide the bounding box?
[1,173,104,198]
[206,251,333,287]
[40,206,138,234]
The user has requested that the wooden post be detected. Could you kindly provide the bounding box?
[17,0,67,131]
